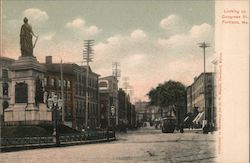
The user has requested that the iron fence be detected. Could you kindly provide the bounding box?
[1,130,115,148]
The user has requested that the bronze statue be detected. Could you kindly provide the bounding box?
[20,17,38,57]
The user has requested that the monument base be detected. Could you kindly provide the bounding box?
[4,103,52,125]
[4,56,52,125]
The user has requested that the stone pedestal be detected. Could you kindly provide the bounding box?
[4,56,52,124]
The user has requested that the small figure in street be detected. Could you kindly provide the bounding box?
[203,124,209,134]
[180,123,184,133]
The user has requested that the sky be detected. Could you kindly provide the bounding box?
[1,0,215,102]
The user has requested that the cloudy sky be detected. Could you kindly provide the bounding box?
[1,0,215,101]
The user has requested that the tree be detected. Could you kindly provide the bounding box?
[147,80,186,123]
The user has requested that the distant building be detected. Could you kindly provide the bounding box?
[186,86,192,113]
[0,57,15,123]
[117,88,136,127]
[186,72,215,126]
[135,101,162,122]
[118,88,126,124]
[43,56,99,130]
[127,100,136,127]
[146,105,161,121]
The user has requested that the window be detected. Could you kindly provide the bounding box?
[76,101,79,110]
[58,93,61,99]
[64,80,67,87]
[75,84,78,95]
[2,82,8,96]
[67,81,71,88]
[68,107,71,116]
[83,76,86,85]
[78,85,81,96]
[44,78,47,86]
[2,69,8,79]
[68,93,71,101]
[51,78,55,87]
[77,73,79,81]
[79,101,82,110]
[58,80,61,87]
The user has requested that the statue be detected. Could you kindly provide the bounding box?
[20,17,38,57]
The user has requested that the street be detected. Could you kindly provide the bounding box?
[0,125,216,163]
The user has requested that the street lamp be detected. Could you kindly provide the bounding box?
[111,105,115,128]
[47,94,63,146]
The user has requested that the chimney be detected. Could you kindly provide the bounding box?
[46,56,52,64]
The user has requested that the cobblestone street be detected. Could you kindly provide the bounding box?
[0,126,216,163]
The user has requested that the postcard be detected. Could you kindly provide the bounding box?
[0,0,249,162]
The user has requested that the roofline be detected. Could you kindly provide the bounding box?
[188,72,214,87]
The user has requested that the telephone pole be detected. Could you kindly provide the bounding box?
[60,59,65,123]
[83,40,94,129]
[112,62,121,80]
[123,77,129,123]
[112,62,120,125]
[198,42,210,127]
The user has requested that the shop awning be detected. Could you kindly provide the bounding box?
[192,112,204,124]
[184,116,190,122]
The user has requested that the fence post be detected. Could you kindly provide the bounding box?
[106,127,109,141]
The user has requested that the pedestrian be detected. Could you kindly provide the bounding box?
[180,124,184,133]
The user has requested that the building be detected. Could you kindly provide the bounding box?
[0,57,15,123]
[135,101,150,121]
[43,56,99,130]
[146,105,161,121]
[117,88,136,127]
[186,86,192,114]
[186,72,215,127]
[127,100,136,127]
[1,56,99,129]
[118,88,126,124]
[99,76,118,128]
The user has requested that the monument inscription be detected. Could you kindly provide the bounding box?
[15,82,28,103]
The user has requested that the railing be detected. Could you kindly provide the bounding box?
[0,136,54,147]
[59,130,115,143]
[1,130,115,148]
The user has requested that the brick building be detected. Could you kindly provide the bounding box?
[186,72,215,126]
[43,56,99,130]
[99,76,118,128]
[118,88,126,124]
[0,57,15,123]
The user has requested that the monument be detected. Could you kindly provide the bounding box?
[4,17,51,124]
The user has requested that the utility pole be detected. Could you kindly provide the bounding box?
[60,59,64,123]
[123,77,129,123]
[83,40,94,129]
[129,88,134,125]
[198,42,210,127]
[112,62,120,126]
[112,62,121,80]
[211,59,217,127]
